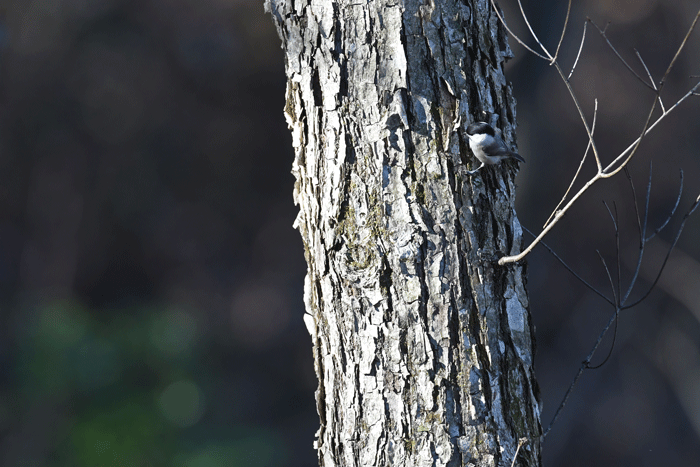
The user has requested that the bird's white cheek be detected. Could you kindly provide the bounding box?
[470,134,489,145]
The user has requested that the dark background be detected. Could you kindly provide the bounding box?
[0,1,698,466]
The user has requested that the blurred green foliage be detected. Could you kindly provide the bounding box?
[12,299,287,466]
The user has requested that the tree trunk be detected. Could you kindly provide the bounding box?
[266,0,541,465]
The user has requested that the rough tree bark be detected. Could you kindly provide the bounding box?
[266,0,541,465]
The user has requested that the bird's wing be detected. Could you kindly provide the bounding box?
[481,139,513,156]
[483,139,525,162]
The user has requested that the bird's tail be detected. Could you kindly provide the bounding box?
[509,152,526,163]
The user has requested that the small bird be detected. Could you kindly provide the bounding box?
[466,122,526,174]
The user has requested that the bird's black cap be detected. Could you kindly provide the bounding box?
[466,121,496,137]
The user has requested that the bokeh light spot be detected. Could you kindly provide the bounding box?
[158,380,204,427]
[150,308,198,356]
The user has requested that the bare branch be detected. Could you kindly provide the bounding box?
[635,49,657,90]
[660,10,700,88]
[623,167,643,247]
[635,49,664,111]
[544,305,620,439]
[642,162,653,241]
[553,0,572,64]
[497,8,700,265]
[544,169,700,439]
[614,203,622,302]
[492,0,603,172]
[568,20,588,80]
[501,79,699,265]
[509,438,529,467]
[489,0,549,60]
[500,173,603,265]
[522,226,613,305]
[585,310,619,370]
[603,9,700,178]
[589,20,656,91]
[601,101,657,178]
[620,164,654,306]
[516,0,551,58]
[622,193,700,309]
[602,200,616,229]
[603,81,700,176]
[543,99,598,229]
[621,170,692,309]
[543,360,584,439]
[552,62,603,168]
[601,200,622,301]
[646,170,684,242]
[597,250,618,306]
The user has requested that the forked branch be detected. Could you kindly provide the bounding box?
[538,167,700,438]
[489,2,700,265]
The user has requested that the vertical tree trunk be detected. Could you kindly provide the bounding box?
[266,0,541,465]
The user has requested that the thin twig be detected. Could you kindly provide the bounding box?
[552,0,572,64]
[635,49,656,90]
[509,438,529,467]
[620,164,654,306]
[568,21,588,80]
[623,193,700,310]
[646,170,684,242]
[550,55,603,170]
[614,203,622,302]
[543,171,700,439]
[544,305,619,438]
[601,200,616,230]
[496,8,700,265]
[635,49,665,112]
[603,81,700,177]
[517,0,550,57]
[586,308,619,370]
[597,250,618,306]
[590,20,656,91]
[543,361,583,439]
[489,0,549,60]
[523,226,613,305]
[660,10,700,88]
[501,172,602,265]
[543,99,598,229]
[501,79,700,265]
[642,162,653,239]
[491,0,603,171]
[624,167,643,248]
[603,9,700,178]
[544,301,621,439]
[603,201,621,308]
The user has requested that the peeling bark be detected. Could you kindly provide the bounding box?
[266,0,541,465]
